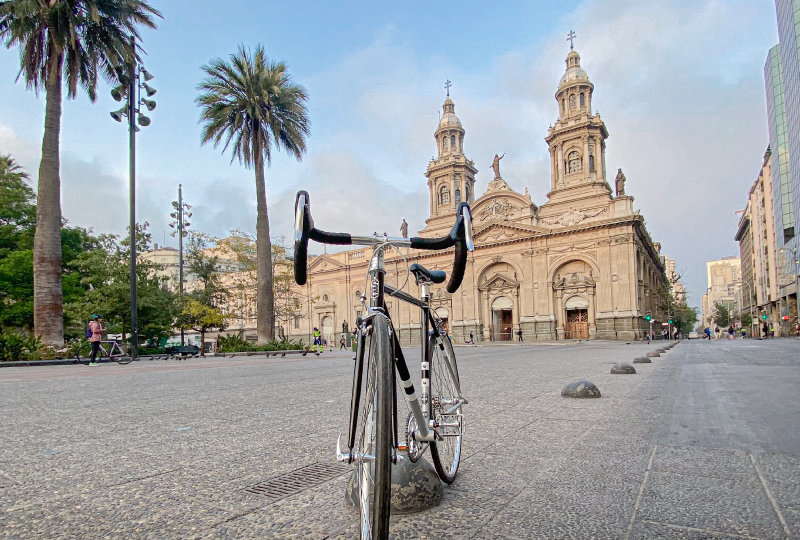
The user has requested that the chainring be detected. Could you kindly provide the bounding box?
[405,412,425,462]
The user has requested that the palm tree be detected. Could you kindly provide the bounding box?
[0,0,161,346]
[197,44,309,344]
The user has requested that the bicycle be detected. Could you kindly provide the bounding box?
[79,341,132,365]
[293,190,472,539]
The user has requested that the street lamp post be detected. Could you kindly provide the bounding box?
[170,186,192,346]
[740,279,755,338]
[110,37,157,360]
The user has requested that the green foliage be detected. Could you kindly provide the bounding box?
[671,304,698,335]
[712,301,732,328]
[217,333,304,353]
[0,0,161,100]
[741,312,753,329]
[0,331,42,362]
[177,298,225,334]
[65,223,179,344]
[0,154,36,255]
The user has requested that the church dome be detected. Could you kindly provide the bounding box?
[438,97,463,129]
[558,50,590,88]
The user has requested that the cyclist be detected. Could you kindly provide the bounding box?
[88,314,105,366]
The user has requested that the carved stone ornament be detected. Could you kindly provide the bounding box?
[540,207,607,227]
[477,198,519,222]
[554,272,595,289]
[486,177,511,193]
[492,255,503,262]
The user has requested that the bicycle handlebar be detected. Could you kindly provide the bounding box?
[294,191,474,293]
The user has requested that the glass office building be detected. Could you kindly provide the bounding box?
[771,0,800,333]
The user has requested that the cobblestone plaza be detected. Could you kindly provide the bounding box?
[1,340,799,539]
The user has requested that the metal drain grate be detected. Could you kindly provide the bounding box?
[244,462,351,501]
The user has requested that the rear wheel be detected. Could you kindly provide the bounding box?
[428,333,462,484]
[355,315,393,539]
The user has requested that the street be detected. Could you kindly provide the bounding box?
[1,339,799,539]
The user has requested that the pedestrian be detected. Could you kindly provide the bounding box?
[769,323,775,339]
[704,327,711,340]
[88,314,105,366]
[741,328,747,339]
[312,327,321,352]
[714,326,721,339]
[340,336,346,350]
[762,321,769,339]
[517,329,523,342]
[468,331,474,344]
[728,326,734,340]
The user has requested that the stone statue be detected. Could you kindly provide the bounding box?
[342,320,349,333]
[491,153,505,179]
[400,219,408,238]
[615,168,626,196]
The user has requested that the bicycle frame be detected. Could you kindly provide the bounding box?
[338,242,465,464]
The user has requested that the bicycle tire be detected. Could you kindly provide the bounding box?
[428,333,463,484]
[115,355,133,365]
[355,315,392,540]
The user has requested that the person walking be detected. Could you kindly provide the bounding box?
[339,336,346,350]
[88,314,105,366]
[714,326,721,339]
[727,326,734,340]
[468,331,474,344]
[704,327,711,340]
[762,321,769,339]
[769,323,775,339]
[517,329,523,342]
[312,327,321,353]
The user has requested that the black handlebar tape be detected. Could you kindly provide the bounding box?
[294,191,312,286]
[409,235,455,250]
[447,237,468,293]
[309,229,352,245]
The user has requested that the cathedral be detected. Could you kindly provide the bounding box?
[289,46,668,346]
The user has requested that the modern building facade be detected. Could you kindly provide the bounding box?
[289,46,669,346]
[771,0,800,333]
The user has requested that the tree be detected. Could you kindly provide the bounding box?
[177,299,225,356]
[1,0,161,346]
[712,301,731,328]
[196,45,309,343]
[65,223,177,345]
[0,154,36,256]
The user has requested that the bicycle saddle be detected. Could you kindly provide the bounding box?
[410,263,446,285]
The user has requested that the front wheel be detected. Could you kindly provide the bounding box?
[428,333,463,484]
[355,315,393,539]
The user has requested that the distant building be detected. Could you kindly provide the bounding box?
[735,148,780,332]
[662,256,686,304]
[141,244,182,289]
[702,257,741,328]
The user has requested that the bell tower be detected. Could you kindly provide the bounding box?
[544,45,610,202]
[423,84,478,233]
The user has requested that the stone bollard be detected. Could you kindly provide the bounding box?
[561,380,601,398]
[656,349,667,353]
[633,357,651,363]
[345,453,443,514]
[646,351,660,357]
[611,363,636,374]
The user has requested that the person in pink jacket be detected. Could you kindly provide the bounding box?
[88,314,105,366]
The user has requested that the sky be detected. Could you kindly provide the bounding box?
[0,0,780,311]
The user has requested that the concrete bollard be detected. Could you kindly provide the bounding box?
[611,363,636,374]
[345,453,443,514]
[561,380,601,398]
[646,351,660,357]
[633,357,651,363]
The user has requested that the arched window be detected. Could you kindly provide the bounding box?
[465,184,471,202]
[569,94,576,108]
[567,151,582,174]
[323,294,329,302]
[589,154,595,172]
[439,185,450,205]
[442,136,447,149]
[580,93,585,107]
[562,99,566,112]
[455,188,461,203]
[450,135,456,149]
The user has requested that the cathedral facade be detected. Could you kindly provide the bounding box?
[289,48,668,346]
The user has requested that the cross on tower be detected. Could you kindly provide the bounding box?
[444,79,452,97]
[566,30,577,50]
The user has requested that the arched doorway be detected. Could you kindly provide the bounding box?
[321,316,333,346]
[434,307,449,333]
[492,296,513,341]
[564,295,589,339]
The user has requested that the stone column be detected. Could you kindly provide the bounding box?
[588,288,596,338]
[583,136,590,178]
[512,288,520,333]
[550,147,556,190]
[557,143,564,187]
[595,136,604,183]
[483,290,491,341]
[555,289,564,339]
